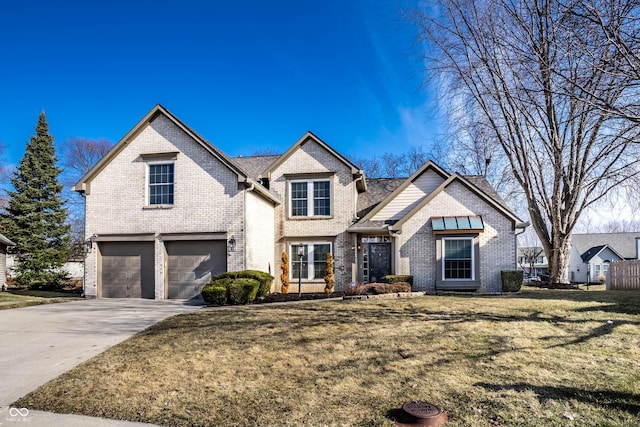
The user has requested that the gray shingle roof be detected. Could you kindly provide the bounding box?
[231,155,280,180]
[356,178,405,219]
[572,233,640,260]
[463,175,512,212]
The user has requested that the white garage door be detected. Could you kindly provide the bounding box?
[100,242,155,298]
[166,240,226,299]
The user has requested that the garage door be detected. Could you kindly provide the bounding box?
[100,242,155,298]
[166,240,226,299]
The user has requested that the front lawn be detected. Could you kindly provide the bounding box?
[15,289,640,426]
[0,289,82,310]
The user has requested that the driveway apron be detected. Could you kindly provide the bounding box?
[0,298,205,411]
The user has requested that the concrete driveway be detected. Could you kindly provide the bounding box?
[0,298,206,425]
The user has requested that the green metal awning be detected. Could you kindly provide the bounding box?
[432,216,484,233]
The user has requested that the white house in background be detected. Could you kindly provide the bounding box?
[0,233,16,289]
[517,247,548,278]
[568,232,640,283]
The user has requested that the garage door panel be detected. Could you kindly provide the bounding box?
[167,241,226,299]
[100,242,154,298]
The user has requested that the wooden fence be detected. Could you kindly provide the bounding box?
[608,260,640,290]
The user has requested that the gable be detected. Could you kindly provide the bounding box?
[390,174,524,232]
[74,104,248,196]
[371,168,446,221]
[264,132,365,192]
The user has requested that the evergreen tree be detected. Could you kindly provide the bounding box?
[1,112,70,287]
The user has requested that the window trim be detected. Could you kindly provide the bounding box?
[146,161,175,206]
[289,242,332,280]
[288,179,332,218]
[442,237,475,281]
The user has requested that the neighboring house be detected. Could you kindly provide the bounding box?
[517,247,548,278]
[569,232,640,283]
[74,105,527,299]
[0,233,16,289]
[5,255,84,282]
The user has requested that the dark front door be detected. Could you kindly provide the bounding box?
[368,243,391,283]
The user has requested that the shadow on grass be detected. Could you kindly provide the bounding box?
[516,289,640,316]
[476,382,640,415]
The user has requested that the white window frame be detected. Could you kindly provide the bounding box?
[146,161,175,206]
[289,242,332,280]
[288,179,332,218]
[442,237,475,281]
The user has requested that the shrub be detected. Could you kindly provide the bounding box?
[213,270,274,298]
[324,253,334,294]
[501,270,523,292]
[201,277,233,305]
[228,278,260,305]
[370,282,411,294]
[280,252,290,294]
[343,282,411,295]
[384,275,413,287]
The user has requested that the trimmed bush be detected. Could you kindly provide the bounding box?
[280,252,290,294]
[384,275,413,286]
[201,277,233,305]
[501,270,523,292]
[228,278,260,305]
[324,253,335,294]
[213,270,274,298]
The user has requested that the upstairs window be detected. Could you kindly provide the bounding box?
[148,163,174,205]
[289,179,331,217]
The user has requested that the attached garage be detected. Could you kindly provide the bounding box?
[166,240,226,299]
[99,241,155,298]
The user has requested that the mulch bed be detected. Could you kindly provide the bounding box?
[257,292,342,303]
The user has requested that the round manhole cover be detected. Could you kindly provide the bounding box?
[401,401,447,426]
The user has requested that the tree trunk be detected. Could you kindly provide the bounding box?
[546,236,571,285]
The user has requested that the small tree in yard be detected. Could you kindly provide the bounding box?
[0,113,70,287]
[280,251,290,293]
[324,252,334,294]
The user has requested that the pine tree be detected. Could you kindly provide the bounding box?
[1,112,70,288]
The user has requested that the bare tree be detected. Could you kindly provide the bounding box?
[59,138,113,257]
[60,137,113,182]
[412,0,640,283]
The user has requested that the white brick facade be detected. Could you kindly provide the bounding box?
[78,106,521,298]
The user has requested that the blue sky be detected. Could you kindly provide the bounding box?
[0,0,439,171]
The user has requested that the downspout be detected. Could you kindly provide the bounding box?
[514,222,529,270]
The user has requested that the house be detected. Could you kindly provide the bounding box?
[74,105,527,299]
[0,233,16,289]
[517,247,548,278]
[569,232,640,283]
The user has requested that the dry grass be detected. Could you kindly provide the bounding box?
[0,289,81,310]
[15,289,640,426]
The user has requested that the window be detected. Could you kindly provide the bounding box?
[593,263,609,281]
[148,163,174,205]
[289,179,331,217]
[443,238,474,280]
[290,243,331,279]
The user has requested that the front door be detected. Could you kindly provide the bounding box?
[368,243,391,283]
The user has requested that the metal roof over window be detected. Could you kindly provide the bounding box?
[432,216,484,233]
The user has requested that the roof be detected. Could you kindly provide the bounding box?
[580,244,626,262]
[356,178,404,219]
[231,155,280,180]
[0,233,15,247]
[572,232,640,260]
[463,175,511,212]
